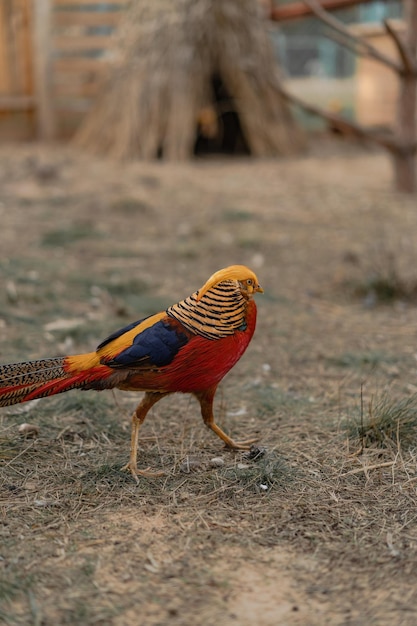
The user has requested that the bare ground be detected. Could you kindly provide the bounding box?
[1,141,417,625]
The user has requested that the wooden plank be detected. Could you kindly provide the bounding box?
[0,1,35,141]
[0,0,30,94]
[53,101,92,112]
[270,0,376,22]
[53,57,111,72]
[21,0,35,96]
[53,35,115,51]
[0,2,10,92]
[0,95,36,110]
[53,0,125,5]
[54,11,122,26]
[33,0,55,139]
[53,81,101,96]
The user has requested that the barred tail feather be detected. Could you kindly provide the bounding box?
[0,357,105,407]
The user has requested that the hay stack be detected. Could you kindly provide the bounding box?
[73,0,303,160]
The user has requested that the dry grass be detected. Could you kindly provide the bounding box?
[1,141,417,624]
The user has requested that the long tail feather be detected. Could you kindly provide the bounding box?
[0,357,111,407]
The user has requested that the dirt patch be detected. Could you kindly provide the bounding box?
[1,142,417,624]
[226,550,324,626]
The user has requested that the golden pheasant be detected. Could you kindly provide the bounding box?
[0,265,263,479]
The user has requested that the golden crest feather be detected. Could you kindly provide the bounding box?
[196,265,262,301]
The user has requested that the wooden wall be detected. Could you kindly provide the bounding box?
[51,0,126,137]
[0,0,126,140]
[0,0,34,140]
[0,2,406,142]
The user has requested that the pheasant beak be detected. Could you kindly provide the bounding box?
[256,284,264,294]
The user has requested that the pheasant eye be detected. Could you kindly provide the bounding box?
[247,279,253,286]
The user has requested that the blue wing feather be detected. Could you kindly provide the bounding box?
[96,317,148,351]
[101,319,190,369]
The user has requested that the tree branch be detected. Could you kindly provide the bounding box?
[277,84,417,156]
[300,0,403,74]
[271,0,377,22]
[404,0,417,57]
[384,19,417,76]
[316,23,367,58]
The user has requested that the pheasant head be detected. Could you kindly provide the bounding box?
[197,265,263,301]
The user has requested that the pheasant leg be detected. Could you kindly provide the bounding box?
[195,388,258,451]
[121,391,169,481]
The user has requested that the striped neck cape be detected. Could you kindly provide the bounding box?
[167,280,247,340]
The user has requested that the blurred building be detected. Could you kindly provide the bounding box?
[271,0,403,129]
[0,0,406,141]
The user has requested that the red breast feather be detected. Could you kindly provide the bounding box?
[119,299,257,393]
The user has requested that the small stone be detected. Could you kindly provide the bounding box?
[209,457,224,468]
[18,423,39,438]
[179,457,203,473]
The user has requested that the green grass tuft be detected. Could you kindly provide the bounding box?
[350,393,417,449]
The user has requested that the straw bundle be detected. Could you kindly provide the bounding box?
[73,0,303,160]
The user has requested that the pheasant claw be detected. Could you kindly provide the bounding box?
[223,437,259,451]
[121,462,165,482]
